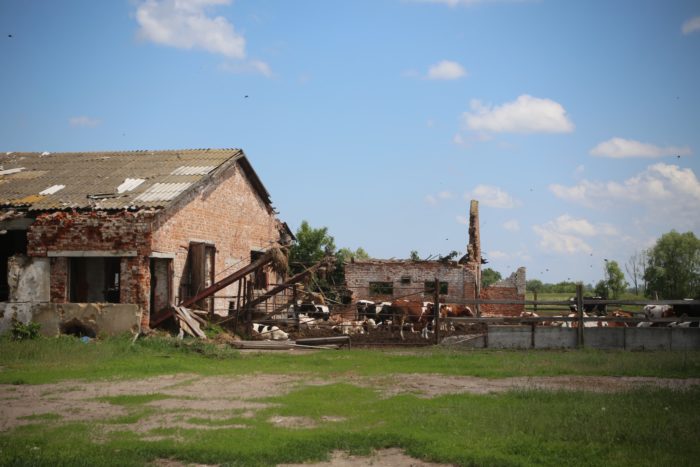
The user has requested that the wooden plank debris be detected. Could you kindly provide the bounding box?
[174,306,207,339]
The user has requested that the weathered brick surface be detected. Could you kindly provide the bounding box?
[28,210,153,257]
[49,257,68,303]
[150,163,282,319]
[26,161,283,329]
[480,267,526,316]
[345,260,477,303]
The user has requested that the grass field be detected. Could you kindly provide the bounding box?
[1,335,699,466]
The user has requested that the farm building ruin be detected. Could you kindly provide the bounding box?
[0,148,293,336]
[344,200,526,316]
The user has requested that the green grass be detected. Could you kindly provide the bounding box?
[1,384,698,466]
[1,335,700,384]
[1,336,700,465]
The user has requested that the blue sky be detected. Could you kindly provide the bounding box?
[1,0,699,286]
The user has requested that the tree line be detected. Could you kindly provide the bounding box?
[288,222,700,301]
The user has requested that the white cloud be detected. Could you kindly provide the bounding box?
[503,219,520,231]
[682,16,700,35]
[488,250,510,260]
[69,116,100,127]
[549,164,700,231]
[220,59,273,77]
[465,185,519,208]
[532,215,618,255]
[456,215,468,225]
[463,95,574,134]
[533,224,593,255]
[427,60,467,80]
[136,0,246,59]
[438,190,453,200]
[550,163,700,206]
[590,137,692,158]
[425,194,438,205]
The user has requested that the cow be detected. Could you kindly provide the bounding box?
[293,301,330,321]
[568,296,607,315]
[251,323,289,340]
[607,309,634,327]
[356,300,393,326]
[390,299,430,340]
[638,304,675,327]
[673,299,700,327]
[332,319,365,335]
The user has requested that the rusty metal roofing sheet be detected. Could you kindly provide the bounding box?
[0,148,247,211]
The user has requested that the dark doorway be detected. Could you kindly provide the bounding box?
[0,230,28,301]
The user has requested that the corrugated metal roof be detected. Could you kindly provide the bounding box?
[0,148,251,211]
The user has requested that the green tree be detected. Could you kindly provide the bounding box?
[481,268,502,288]
[409,250,420,261]
[526,279,544,293]
[288,220,336,274]
[644,230,700,299]
[336,247,370,264]
[602,260,627,299]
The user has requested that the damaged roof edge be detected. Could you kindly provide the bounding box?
[236,153,272,206]
[160,149,273,212]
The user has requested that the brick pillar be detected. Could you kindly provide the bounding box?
[50,257,68,303]
[121,256,151,329]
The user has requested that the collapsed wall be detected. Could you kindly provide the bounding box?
[480,267,527,316]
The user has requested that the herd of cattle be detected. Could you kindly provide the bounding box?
[250,298,700,341]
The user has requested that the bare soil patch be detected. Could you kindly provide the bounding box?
[279,448,453,467]
[1,373,698,433]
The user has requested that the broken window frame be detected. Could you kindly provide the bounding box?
[424,281,449,296]
[369,281,394,296]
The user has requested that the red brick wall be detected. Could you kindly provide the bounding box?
[479,286,524,317]
[344,261,477,304]
[49,257,68,303]
[27,210,152,257]
[121,256,151,328]
[150,163,282,318]
[26,162,283,329]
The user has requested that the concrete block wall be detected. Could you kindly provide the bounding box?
[484,325,700,350]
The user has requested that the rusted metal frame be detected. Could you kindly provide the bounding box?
[433,280,441,344]
[180,250,275,309]
[150,250,275,327]
[245,261,326,310]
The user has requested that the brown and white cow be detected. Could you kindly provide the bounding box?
[390,299,430,340]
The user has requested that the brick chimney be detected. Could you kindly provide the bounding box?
[467,200,481,266]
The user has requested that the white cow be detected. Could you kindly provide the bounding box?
[252,323,289,340]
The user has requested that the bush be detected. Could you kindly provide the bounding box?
[10,318,41,341]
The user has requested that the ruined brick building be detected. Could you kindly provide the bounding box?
[344,201,526,316]
[0,149,292,335]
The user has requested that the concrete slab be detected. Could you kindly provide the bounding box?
[624,327,671,351]
[584,327,625,349]
[487,325,532,349]
[33,303,141,337]
[534,327,577,349]
[670,328,700,350]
